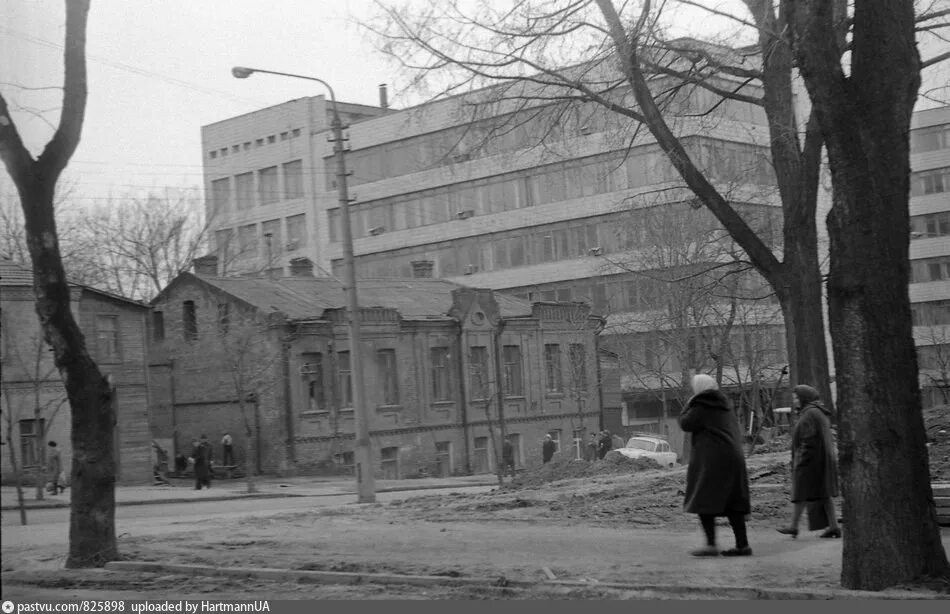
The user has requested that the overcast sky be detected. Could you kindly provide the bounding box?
[3,1,948,207]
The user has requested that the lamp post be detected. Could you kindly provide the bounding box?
[232,66,376,503]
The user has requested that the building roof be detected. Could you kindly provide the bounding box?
[176,274,533,320]
[0,258,34,285]
[0,257,147,308]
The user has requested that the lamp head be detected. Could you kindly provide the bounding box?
[231,66,254,79]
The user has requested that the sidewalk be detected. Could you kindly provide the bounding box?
[0,473,499,510]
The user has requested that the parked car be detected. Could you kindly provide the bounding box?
[605,435,678,468]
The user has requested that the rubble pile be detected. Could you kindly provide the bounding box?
[505,455,663,490]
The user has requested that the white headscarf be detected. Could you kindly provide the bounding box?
[691,374,718,396]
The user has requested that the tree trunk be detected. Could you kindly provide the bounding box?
[22,181,118,567]
[789,0,949,589]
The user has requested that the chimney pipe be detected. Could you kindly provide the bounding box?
[379,83,388,109]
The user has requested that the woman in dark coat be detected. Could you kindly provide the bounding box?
[679,374,752,556]
[777,385,840,538]
[191,434,213,490]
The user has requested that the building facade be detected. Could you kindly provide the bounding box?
[147,271,604,477]
[909,105,950,408]
[201,66,790,453]
[0,259,153,484]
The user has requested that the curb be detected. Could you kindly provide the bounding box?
[0,480,497,511]
[101,561,948,600]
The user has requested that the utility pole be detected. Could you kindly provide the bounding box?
[232,66,376,503]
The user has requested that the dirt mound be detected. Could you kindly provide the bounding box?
[504,455,664,490]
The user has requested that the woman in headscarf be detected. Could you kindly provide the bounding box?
[777,384,840,538]
[679,374,752,556]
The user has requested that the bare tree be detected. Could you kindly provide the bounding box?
[172,309,282,494]
[371,0,949,588]
[79,188,211,300]
[368,0,834,409]
[0,0,120,568]
[917,326,950,406]
[786,0,949,590]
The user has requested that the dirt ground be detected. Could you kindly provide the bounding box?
[3,405,948,599]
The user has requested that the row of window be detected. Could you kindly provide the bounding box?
[917,343,950,371]
[333,204,779,281]
[504,267,776,315]
[334,89,767,188]
[910,166,950,197]
[327,139,775,241]
[300,343,588,412]
[910,211,950,239]
[208,128,303,160]
[605,326,787,374]
[910,257,950,284]
[912,300,950,326]
[210,159,305,212]
[213,214,309,263]
[911,123,950,154]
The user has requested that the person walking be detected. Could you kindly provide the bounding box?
[597,430,613,459]
[46,441,64,495]
[586,433,598,462]
[679,374,752,557]
[542,434,556,464]
[777,385,841,539]
[221,432,234,466]
[191,434,214,490]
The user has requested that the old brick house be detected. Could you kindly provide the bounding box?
[147,270,604,478]
[0,259,152,484]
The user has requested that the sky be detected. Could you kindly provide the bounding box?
[2,1,401,205]
[2,1,948,208]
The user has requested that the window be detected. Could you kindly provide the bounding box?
[507,433,522,467]
[381,446,399,479]
[261,219,282,261]
[238,224,258,258]
[182,301,197,341]
[214,228,233,263]
[286,214,307,249]
[152,311,165,341]
[431,347,453,401]
[911,124,950,153]
[918,344,950,370]
[544,344,563,393]
[377,349,399,405]
[95,314,120,361]
[911,257,950,283]
[217,303,230,334]
[912,300,950,326]
[435,441,452,477]
[474,436,491,473]
[258,166,279,204]
[469,346,490,399]
[19,418,45,467]
[283,160,304,199]
[301,353,325,411]
[569,343,588,390]
[333,450,354,474]
[502,345,524,397]
[572,429,584,460]
[337,351,353,408]
[235,172,255,209]
[911,167,950,197]
[211,178,230,214]
[548,429,562,453]
[267,135,276,144]
[291,128,301,138]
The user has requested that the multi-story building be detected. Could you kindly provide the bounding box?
[147,270,603,476]
[0,259,153,484]
[909,105,950,408]
[201,71,788,455]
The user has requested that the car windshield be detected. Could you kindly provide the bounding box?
[625,438,657,452]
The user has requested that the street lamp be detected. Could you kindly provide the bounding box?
[232,65,376,503]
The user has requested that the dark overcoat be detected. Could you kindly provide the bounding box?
[791,402,839,502]
[192,441,213,482]
[679,389,750,515]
